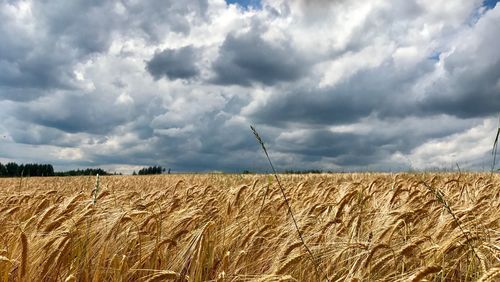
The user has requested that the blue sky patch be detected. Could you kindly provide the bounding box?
[483,0,500,9]
[428,51,441,61]
[225,0,262,9]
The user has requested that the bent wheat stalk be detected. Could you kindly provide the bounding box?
[418,181,481,261]
[250,125,329,282]
[492,113,500,173]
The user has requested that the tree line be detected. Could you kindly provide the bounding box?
[54,168,111,176]
[0,162,55,177]
[242,169,324,174]
[133,166,167,175]
[0,162,112,177]
[0,162,171,177]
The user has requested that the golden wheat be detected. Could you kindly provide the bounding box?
[145,270,179,281]
[0,173,497,281]
[478,266,500,282]
[19,232,27,279]
[410,265,442,281]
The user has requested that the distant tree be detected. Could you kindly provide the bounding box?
[137,166,164,175]
[283,169,323,174]
[0,162,55,177]
[0,161,120,177]
[54,168,109,176]
[0,163,6,176]
[5,162,19,176]
[47,164,55,176]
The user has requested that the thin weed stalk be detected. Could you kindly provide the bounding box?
[418,180,481,261]
[492,113,500,173]
[250,125,330,282]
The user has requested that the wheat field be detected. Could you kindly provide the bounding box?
[0,173,499,281]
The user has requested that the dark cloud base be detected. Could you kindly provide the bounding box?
[146,46,200,80]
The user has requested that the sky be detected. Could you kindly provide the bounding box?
[0,0,499,173]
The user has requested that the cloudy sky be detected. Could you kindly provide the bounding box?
[0,0,499,173]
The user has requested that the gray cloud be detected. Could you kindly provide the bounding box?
[0,0,209,102]
[0,1,120,101]
[247,6,500,126]
[419,7,500,118]
[247,58,435,126]
[119,0,209,40]
[212,30,309,86]
[33,1,117,54]
[146,46,200,80]
[272,115,481,169]
[14,91,136,135]
[0,0,498,173]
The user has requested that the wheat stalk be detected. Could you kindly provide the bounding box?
[92,174,100,205]
[478,267,500,282]
[145,270,179,281]
[19,232,28,279]
[410,265,441,282]
[251,125,329,282]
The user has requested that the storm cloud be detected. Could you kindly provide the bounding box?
[212,29,309,85]
[0,0,499,173]
[146,46,200,80]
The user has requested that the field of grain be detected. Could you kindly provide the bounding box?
[0,173,499,281]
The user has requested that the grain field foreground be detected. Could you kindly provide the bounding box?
[0,173,499,281]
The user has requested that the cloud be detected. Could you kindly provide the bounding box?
[418,6,500,118]
[211,28,309,86]
[399,118,496,169]
[245,1,500,124]
[244,55,435,126]
[117,0,210,40]
[0,0,210,102]
[0,0,498,173]
[14,90,136,134]
[0,1,118,101]
[271,115,483,170]
[33,1,118,54]
[146,46,200,80]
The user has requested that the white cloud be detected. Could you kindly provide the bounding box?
[116,93,134,105]
[318,43,395,87]
[402,118,496,169]
[55,148,84,161]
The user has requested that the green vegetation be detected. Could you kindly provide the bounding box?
[54,168,110,176]
[134,165,166,175]
[0,162,54,177]
[0,161,113,177]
